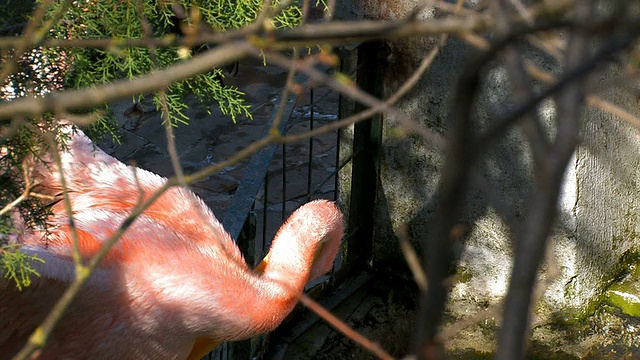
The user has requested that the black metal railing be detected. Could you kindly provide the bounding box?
[204,42,382,359]
[205,54,344,360]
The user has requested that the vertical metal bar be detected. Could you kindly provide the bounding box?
[347,42,383,270]
[250,200,256,267]
[263,172,269,251]
[334,71,342,203]
[282,142,287,221]
[308,88,314,198]
[334,128,340,202]
[335,47,354,204]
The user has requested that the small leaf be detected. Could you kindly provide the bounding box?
[334,72,355,86]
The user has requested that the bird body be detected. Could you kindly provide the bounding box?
[1,127,343,359]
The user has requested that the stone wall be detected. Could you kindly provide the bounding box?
[338,1,640,322]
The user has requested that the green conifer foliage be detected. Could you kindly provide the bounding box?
[1,0,304,289]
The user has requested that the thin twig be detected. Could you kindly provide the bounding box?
[263,49,446,149]
[477,21,640,149]
[0,161,38,216]
[12,130,86,360]
[40,132,82,267]
[0,16,494,50]
[398,225,428,292]
[280,39,444,147]
[136,0,186,184]
[0,0,55,86]
[414,14,575,360]
[491,0,549,189]
[0,41,254,119]
[272,52,299,132]
[496,1,591,357]
[299,294,395,360]
[439,303,502,341]
[506,0,535,25]
[524,61,640,131]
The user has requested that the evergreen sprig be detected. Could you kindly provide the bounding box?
[1,243,44,291]
[1,0,304,290]
[41,0,302,132]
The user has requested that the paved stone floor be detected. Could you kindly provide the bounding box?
[99,55,340,244]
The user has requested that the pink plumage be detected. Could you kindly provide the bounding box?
[1,127,343,360]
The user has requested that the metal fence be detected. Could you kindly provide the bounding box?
[221,73,342,271]
[199,45,363,360]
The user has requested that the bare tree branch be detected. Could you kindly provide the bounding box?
[496,1,592,358]
[491,0,550,169]
[0,41,252,119]
[299,294,394,360]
